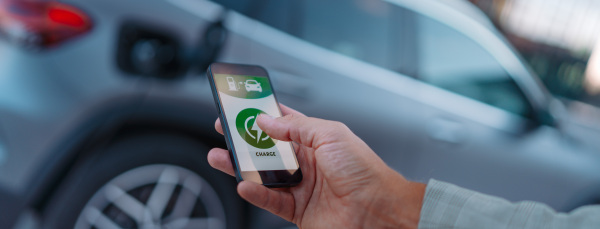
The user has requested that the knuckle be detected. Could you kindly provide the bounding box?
[331,121,349,132]
[322,121,351,140]
[282,113,297,121]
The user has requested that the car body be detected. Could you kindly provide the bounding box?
[0,0,599,228]
[209,0,600,210]
[244,79,262,92]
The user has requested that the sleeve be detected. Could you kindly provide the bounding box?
[418,179,600,229]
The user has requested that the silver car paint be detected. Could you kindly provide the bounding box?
[0,1,598,226]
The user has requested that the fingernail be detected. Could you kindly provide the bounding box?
[258,114,274,120]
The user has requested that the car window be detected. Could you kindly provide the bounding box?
[224,0,532,118]
[230,0,412,72]
[212,0,297,35]
[416,15,533,118]
[299,0,392,68]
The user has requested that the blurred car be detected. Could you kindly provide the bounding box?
[0,0,243,228]
[211,0,600,212]
[244,79,262,92]
[0,0,600,229]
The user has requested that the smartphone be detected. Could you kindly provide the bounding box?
[207,62,302,187]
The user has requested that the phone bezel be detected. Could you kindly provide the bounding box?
[207,62,302,188]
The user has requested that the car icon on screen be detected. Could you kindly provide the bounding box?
[245,79,262,92]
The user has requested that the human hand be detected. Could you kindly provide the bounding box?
[209,104,426,228]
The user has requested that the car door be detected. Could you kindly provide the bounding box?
[206,0,600,211]
[213,0,433,177]
[402,2,600,211]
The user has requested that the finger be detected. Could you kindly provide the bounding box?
[279,104,305,117]
[207,148,235,176]
[215,104,302,135]
[237,181,295,222]
[215,118,224,135]
[257,113,349,149]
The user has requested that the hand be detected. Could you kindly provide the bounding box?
[209,104,426,228]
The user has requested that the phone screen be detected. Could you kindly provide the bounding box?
[212,72,300,183]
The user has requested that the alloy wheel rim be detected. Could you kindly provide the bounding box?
[74,164,226,229]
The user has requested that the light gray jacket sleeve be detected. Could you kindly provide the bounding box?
[418,179,600,229]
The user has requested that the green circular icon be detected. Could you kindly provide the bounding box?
[236,108,277,149]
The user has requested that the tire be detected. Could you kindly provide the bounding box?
[42,132,244,229]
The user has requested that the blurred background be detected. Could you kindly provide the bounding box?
[471,0,600,106]
[1,0,600,229]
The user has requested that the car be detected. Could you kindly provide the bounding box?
[244,79,262,92]
[0,0,599,229]
[208,0,600,212]
[0,0,244,228]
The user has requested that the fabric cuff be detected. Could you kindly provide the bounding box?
[418,179,478,229]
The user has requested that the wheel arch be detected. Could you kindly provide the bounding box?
[26,98,225,214]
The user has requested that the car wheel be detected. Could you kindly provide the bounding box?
[42,132,244,229]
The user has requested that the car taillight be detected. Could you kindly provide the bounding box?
[0,0,92,48]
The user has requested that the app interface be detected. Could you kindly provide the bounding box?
[215,74,299,172]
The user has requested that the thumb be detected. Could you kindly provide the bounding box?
[257,113,348,149]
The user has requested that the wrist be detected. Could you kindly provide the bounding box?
[364,169,426,229]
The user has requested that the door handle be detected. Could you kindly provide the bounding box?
[427,118,465,144]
